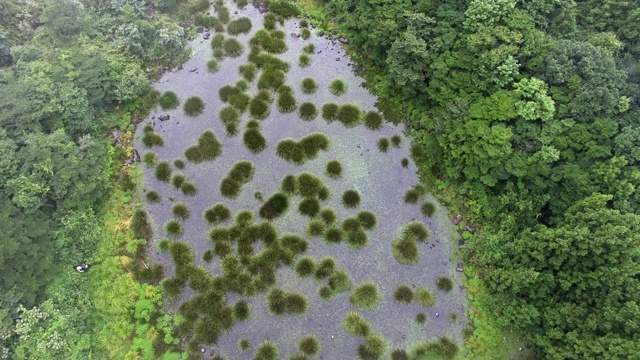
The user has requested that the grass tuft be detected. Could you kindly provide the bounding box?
[320,208,337,224]
[206,59,220,73]
[378,137,390,152]
[415,313,427,325]
[436,277,454,292]
[227,17,252,35]
[243,128,267,154]
[357,211,377,230]
[337,104,362,127]
[329,79,347,96]
[306,219,325,236]
[392,235,419,265]
[239,63,258,82]
[259,192,289,220]
[280,175,298,195]
[301,78,317,94]
[146,190,160,203]
[321,103,339,122]
[349,281,380,310]
[183,96,205,116]
[421,202,436,217]
[394,285,414,303]
[301,28,311,39]
[391,134,402,147]
[328,269,351,293]
[299,53,311,67]
[159,91,179,110]
[416,287,436,307]
[223,38,244,57]
[324,227,343,244]
[342,190,361,208]
[298,102,318,121]
[172,202,190,220]
[165,220,183,237]
[174,159,185,169]
[181,182,197,196]
[238,338,250,352]
[277,90,297,113]
[298,335,321,356]
[403,221,429,242]
[347,229,368,249]
[295,256,315,278]
[255,340,279,360]
[204,203,231,225]
[343,311,371,337]
[314,256,335,279]
[401,158,409,168]
[142,152,157,167]
[232,300,251,321]
[249,97,271,120]
[155,161,171,182]
[211,33,225,50]
[363,111,383,130]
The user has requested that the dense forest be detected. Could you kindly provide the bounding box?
[1,0,639,359]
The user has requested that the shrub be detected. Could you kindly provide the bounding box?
[146,190,160,203]
[363,111,383,130]
[220,178,241,198]
[243,128,267,154]
[298,335,320,356]
[204,203,231,225]
[277,91,297,113]
[255,89,273,104]
[203,249,214,263]
[415,313,427,325]
[236,79,249,92]
[174,159,185,169]
[325,160,343,180]
[255,340,279,360]
[347,229,368,249]
[172,202,190,220]
[321,103,339,122]
[257,68,286,91]
[223,38,244,57]
[232,300,251,321]
[394,285,414,303]
[280,234,309,255]
[263,13,276,29]
[337,104,362,127]
[328,269,351,293]
[300,19,309,28]
[315,256,335,279]
[259,193,289,220]
[403,221,429,243]
[391,134,402,147]
[349,281,380,310]
[210,33,225,49]
[209,227,230,243]
[362,333,387,359]
[165,220,183,237]
[342,190,360,208]
[142,152,157,167]
[184,146,203,163]
[303,44,315,54]
[301,28,311,39]
[276,139,304,164]
[280,175,298,195]
[392,236,419,265]
[219,85,241,103]
[249,97,271,120]
[436,277,454,292]
[343,311,370,337]
[159,91,179,110]
[306,219,325,236]
[401,158,409,168]
[198,130,223,160]
[155,161,171,182]
[324,227,343,244]
[378,137,390,152]
[299,53,311,67]
[206,59,220,73]
[227,17,252,35]
[239,338,250,352]
[268,1,298,18]
[318,285,333,300]
[357,211,377,230]
[297,172,323,197]
[229,92,250,113]
[301,78,317,94]
[220,105,240,126]
[213,48,225,60]
[228,160,255,183]
[421,202,436,217]
[181,182,197,196]
[295,256,315,278]
[298,102,318,121]
[342,217,361,232]
[416,287,436,307]
[329,79,347,96]
[299,132,329,159]
[142,132,164,147]
[183,96,205,116]
[225,123,238,137]
[320,208,337,224]
[239,63,258,82]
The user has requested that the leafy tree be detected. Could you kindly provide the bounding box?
[386,31,431,96]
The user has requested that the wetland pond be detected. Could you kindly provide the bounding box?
[138,1,467,359]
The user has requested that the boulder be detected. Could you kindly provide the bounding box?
[338,36,349,44]
[158,115,171,121]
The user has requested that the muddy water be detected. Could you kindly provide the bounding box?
[138,1,467,358]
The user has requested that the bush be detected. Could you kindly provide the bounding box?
[314,256,335,279]
[232,300,251,321]
[421,202,436,217]
[298,335,320,356]
[306,219,325,236]
[329,79,347,96]
[210,33,225,49]
[229,92,251,113]
[259,193,289,220]
[342,217,361,232]
[219,85,241,103]
[223,38,244,57]
[206,59,220,73]
[220,178,241,198]
[239,338,250,352]
[301,78,317,94]
[146,190,160,203]
[297,172,324,197]
[392,236,419,265]
[322,103,339,121]
[255,340,279,360]
[142,152,157,167]
[227,17,252,35]
[328,269,351,293]
[403,221,429,243]
[213,48,225,60]
[239,63,258,82]
[394,285,414,303]
[255,89,273,104]
[295,256,315,278]
[174,159,185,169]
[228,160,255,183]
[357,211,377,230]
[324,227,343,244]
[299,53,311,67]
[301,28,311,39]
[204,203,231,225]
[343,311,370,337]
[263,13,276,30]
[183,96,205,116]
[280,175,298,195]
[298,102,318,121]
[347,229,368,249]
[171,173,185,189]
[172,202,190,220]
[181,182,197,196]
[401,158,409,168]
[337,104,362,127]
[220,105,240,126]
[277,91,297,113]
[142,132,164,147]
[165,220,183,237]
[258,69,286,90]
[391,134,402,147]
[349,281,380,310]
[300,19,309,28]
[320,208,337,224]
[268,1,299,18]
[363,111,383,130]
[249,97,271,120]
[378,137,390,152]
[342,190,361,208]
[198,130,223,160]
[155,161,171,182]
[303,44,315,55]
[415,313,427,325]
[159,91,179,110]
[243,128,267,154]
[416,287,436,307]
[436,277,454,292]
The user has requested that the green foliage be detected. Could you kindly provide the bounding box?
[357,211,377,230]
[276,133,330,164]
[392,235,419,265]
[227,17,252,35]
[342,190,361,208]
[295,256,315,278]
[142,131,164,147]
[299,197,321,217]
[301,78,317,94]
[347,229,368,249]
[277,89,298,113]
[249,97,271,120]
[303,44,315,54]
[171,174,186,189]
[421,202,436,217]
[378,137,390,152]
[322,103,339,122]
[401,158,409,168]
[349,281,380,310]
[142,152,157,167]
[172,202,190,220]
[220,161,254,198]
[243,128,267,154]
[329,79,347,96]
[320,208,337,224]
[165,220,183,237]
[159,91,179,110]
[403,222,429,243]
[181,182,197,196]
[415,288,435,307]
[298,53,311,67]
[325,160,343,179]
[415,313,427,325]
[254,340,279,360]
[146,190,160,203]
[206,59,220,73]
[239,338,251,352]
[204,203,231,225]
[391,135,402,148]
[232,300,251,321]
[314,256,336,279]
[394,285,414,303]
[267,1,299,18]
[298,102,318,121]
[328,269,352,293]
[363,111,383,130]
[155,161,172,182]
[343,311,371,337]
[306,219,325,236]
[266,288,308,315]
[298,334,321,356]
[259,193,289,220]
[239,64,258,83]
[324,227,343,244]
[301,28,311,40]
[183,96,205,117]
[280,175,298,195]
[336,104,362,127]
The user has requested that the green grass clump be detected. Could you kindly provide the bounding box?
[146,190,160,203]
[239,63,258,82]
[220,178,241,198]
[401,158,409,168]
[299,132,330,159]
[357,211,377,230]
[298,102,318,121]
[204,203,231,225]
[255,340,279,360]
[343,311,370,337]
[306,219,325,236]
[403,221,429,243]
[227,17,252,35]
[276,134,329,164]
[183,96,205,116]
[155,161,171,182]
[181,182,197,196]
[349,281,380,310]
[320,208,337,224]
[239,338,250,352]
[249,97,271,120]
[172,202,190,220]
[301,28,311,39]
[416,287,436,307]
[277,90,297,113]
[203,250,214,263]
[342,190,361,208]
[318,186,330,201]
[298,335,321,356]
[321,103,339,122]
[301,78,317,94]
[347,229,368,249]
[329,79,347,96]
[297,172,324,197]
[232,300,251,321]
[219,84,241,103]
[142,131,164,147]
[257,69,286,91]
[159,91,179,110]
[198,130,223,160]
[259,193,289,220]
[337,104,362,127]
[236,80,249,92]
[404,185,427,204]
[303,44,315,54]
[299,53,311,67]
[300,19,309,28]
[363,111,383,130]
[165,220,183,237]
[394,285,414,303]
[325,160,343,179]
[206,59,220,73]
[295,256,315,278]
[421,202,436,217]
[361,333,387,359]
[213,48,225,61]
[255,89,274,104]
[243,128,267,154]
[342,217,361,232]
[318,285,333,300]
[220,105,240,127]
[142,152,157,167]
[263,13,276,29]
[223,38,244,57]
[229,92,251,113]
[267,288,308,315]
[219,161,254,198]
[436,277,454,292]
[211,33,225,49]
[280,175,298,195]
[392,235,419,265]
[173,159,185,169]
[391,134,402,147]
[324,227,343,244]
[314,256,335,279]
[415,313,427,325]
[416,337,459,359]
[328,269,351,293]
[378,137,390,152]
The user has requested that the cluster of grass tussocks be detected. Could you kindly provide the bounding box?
[404,184,427,203]
[227,17,252,35]
[277,86,297,113]
[183,96,205,116]
[159,91,179,110]
[250,29,288,54]
[343,311,371,337]
[142,126,164,148]
[276,132,330,164]
[267,288,308,315]
[204,203,231,225]
[184,130,223,163]
[220,161,254,198]
[259,192,289,220]
[349,281,380,310]
[298,102,318,121]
